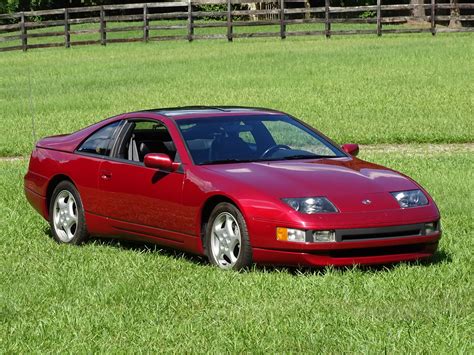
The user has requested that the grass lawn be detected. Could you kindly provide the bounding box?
[0,32,473,156]
[1,149,473,352]
[0,28,472,352]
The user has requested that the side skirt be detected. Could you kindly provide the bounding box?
[85,212,204,255]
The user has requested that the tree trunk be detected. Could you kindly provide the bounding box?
[410,0,426,21]
[449,0,462,28]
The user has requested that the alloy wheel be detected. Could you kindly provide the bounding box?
[52,190,78,242]
[210,212,242,268]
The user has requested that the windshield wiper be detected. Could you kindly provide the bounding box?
[199,159,257,165]
[199,155,337,165]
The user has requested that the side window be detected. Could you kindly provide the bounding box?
[120,120,178,163]
[77,121,121,156]
[134,121,161,130]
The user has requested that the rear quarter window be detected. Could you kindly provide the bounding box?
[77,121,121,156]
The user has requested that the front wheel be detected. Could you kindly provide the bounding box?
[49,180,89,245]
[205,202,252,270]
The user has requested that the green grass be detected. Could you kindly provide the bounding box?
[0,32,473,156]
[1,149,473,352]
[1,25,472,352]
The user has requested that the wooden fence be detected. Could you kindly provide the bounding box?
[0,0,473,52]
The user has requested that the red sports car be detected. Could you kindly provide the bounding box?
[24,107,441,269]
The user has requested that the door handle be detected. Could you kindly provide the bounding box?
[100,171,112,180]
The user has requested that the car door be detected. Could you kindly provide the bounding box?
[74,120,125,215]
[97,119,187,241]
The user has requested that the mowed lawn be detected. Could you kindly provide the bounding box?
[0,33,473,156]
[1,149,473,352]
[0,33,473,352]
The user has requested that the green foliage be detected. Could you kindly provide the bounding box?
[198,3,227,21]
[360,10,376,18]
[0,0,61,12]
[0,0,159,13]
[0,0,19,13]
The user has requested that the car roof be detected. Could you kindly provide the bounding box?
[137,106,284,120]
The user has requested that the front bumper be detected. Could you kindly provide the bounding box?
[249,216,441,266]
[253,237,439,267]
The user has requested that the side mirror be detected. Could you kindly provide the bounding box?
[144,153,180,171]
[342,144,359,157]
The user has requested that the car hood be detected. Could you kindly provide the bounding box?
[202,158,421,212]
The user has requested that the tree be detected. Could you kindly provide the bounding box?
[0,0,20,13]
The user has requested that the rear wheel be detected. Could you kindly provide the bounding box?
[205,202,252,270]
[49,181,89,245]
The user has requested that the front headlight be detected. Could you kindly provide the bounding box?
[282,197,338,213]
[391,189,428,208]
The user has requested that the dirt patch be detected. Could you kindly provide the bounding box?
[0,156,25,162]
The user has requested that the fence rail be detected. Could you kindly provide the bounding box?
[1,0,473,52]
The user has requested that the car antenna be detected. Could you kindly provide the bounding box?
[27,67,37,144]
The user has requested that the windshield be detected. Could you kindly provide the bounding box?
[176,115,345,165]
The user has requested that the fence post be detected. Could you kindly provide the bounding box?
[280,0,286,39]
[431,0,436,36]
[227,0,233,42]
[20,12,27,51]
[305,0,310,20]
[64,8,70,48]
[187,0,193,42]
[143,3,149,42]
[376,0,382,36]
[100,6,106,46]
[325,0,331,38]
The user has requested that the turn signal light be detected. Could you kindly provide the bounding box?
[276,228,337,243]
[276,227,306,242]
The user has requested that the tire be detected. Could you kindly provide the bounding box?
[204,202,252,270]
[49,180,89,245]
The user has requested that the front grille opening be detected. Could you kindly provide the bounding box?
[340,228,421,242]
[328,243,429,258]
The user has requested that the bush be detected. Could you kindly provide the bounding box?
[198,3,227,21]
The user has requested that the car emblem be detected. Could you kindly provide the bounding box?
[362,199,372,205]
